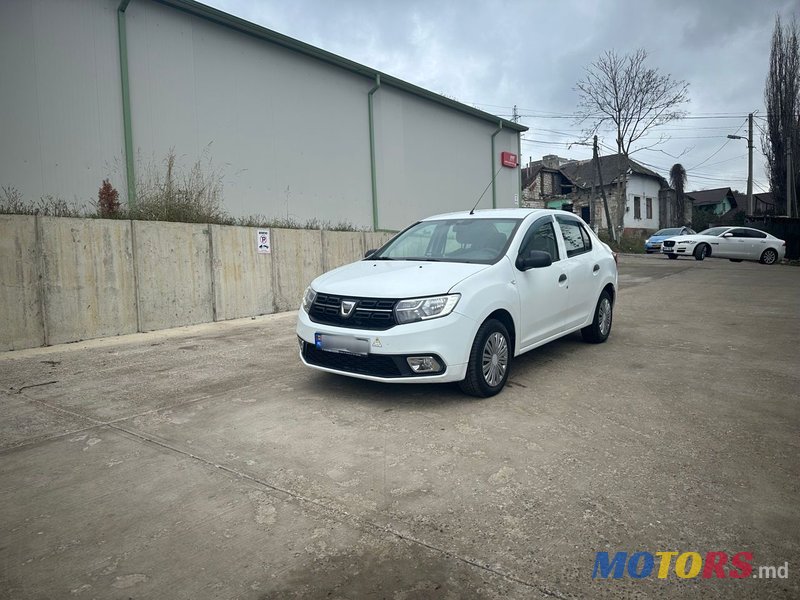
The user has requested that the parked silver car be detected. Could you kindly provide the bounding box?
[661,226,786,264]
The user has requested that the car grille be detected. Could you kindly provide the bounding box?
[309,293,397,330]
[662,240,675,248]
[302,342,403,377]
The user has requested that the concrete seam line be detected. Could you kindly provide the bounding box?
[0,424,107,456]
[208,225,218,322]
[107,423,567,598]
[130,220,143,333]
[34,214,50,346]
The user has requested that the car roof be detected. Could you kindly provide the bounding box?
[420,208,570,221]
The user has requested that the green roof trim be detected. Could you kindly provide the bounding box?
[153,0,527,132]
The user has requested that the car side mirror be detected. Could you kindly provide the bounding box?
[722,232,733,238]
[364,249,377,258]
[516,250,552,271]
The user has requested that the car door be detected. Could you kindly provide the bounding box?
[724,228,752,258]
[742,228,769,259]
[554,216,597,329]
[514,217,569,348]
[712,228,742,258]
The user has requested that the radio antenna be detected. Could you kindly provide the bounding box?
[470,165,504,215]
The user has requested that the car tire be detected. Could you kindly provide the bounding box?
[459,318,511,398]
[667,254,678,260]
[694,244,708,261]
[581,290,613,344]
[760,248,778,265]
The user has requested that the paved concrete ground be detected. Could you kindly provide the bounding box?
[1,254,798,599]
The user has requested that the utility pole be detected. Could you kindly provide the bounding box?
[594,135,617,242]
[512,105,519,123]
[747,113,753,215]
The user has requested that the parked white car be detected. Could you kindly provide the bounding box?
[296,209,618,397]
[661,226,786,264]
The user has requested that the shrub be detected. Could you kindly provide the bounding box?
[97,179,120,218]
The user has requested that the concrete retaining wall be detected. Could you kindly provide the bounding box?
[40,217,138,345]
[210,224,274,321]
[0,215,44,351]
[134,221,214,332]
[0,217,397,350]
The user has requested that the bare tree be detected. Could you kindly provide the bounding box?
[763,15,800,215]
[669,163,688,226]
[576,49,689,157]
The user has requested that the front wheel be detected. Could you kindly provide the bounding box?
[760,248,778,265]
[581,290,613,344]
[459,319,511,397]
[694,244,708,261]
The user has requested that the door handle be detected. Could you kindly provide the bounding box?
[593,264,600,273]
[558,274,567,283]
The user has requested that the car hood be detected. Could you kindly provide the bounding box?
[665,234,718,243]
[647,235,671,242]
[311,260,490,298]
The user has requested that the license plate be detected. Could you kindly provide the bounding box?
[314,333,370,356]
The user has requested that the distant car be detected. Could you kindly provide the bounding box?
[644,227,695,253]
[661,226,786,264]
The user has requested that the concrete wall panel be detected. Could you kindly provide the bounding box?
[0,216,45,350]
[321,231,366,273]
[211,225,275,321]
[271,229,323,312]
[134,221,213,331]
[364,232,396,254]
[39,217,137,345]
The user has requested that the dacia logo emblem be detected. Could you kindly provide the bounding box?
[340,300,356,318]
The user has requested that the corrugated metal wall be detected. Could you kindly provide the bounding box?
[0,0,521,231]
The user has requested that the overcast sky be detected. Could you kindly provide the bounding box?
[206,0,796,194]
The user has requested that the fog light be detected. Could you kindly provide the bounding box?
[406,356,442,373]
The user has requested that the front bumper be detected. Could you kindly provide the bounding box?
[296,308,476,383]
[645,242,662,252]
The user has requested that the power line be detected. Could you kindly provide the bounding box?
[686,118,747,170]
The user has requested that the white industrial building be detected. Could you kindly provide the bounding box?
[0,0,526,231]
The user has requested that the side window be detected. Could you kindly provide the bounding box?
[744,229,767,239]
[520,219,560,262]
[729,228,749,238]
[646,198,653,219]
[556,217,592,258]
[634,196,641,219]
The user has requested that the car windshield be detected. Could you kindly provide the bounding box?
[371,218,522,264]
[655,228,682,236]
[699,227,731,236]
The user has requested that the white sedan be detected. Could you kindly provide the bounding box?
[297,209,618,397]
[661,226,786,264]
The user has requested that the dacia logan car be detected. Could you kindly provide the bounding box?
[297,209,618,397]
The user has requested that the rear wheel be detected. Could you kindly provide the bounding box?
[694,244,708,261]
[459,319,511,397]
[760,248,778,265]
[581,290,613,344]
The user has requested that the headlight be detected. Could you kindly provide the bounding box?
[394,294,460,324]
[301,286,317,312]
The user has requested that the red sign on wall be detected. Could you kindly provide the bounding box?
[501,151,518,168]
